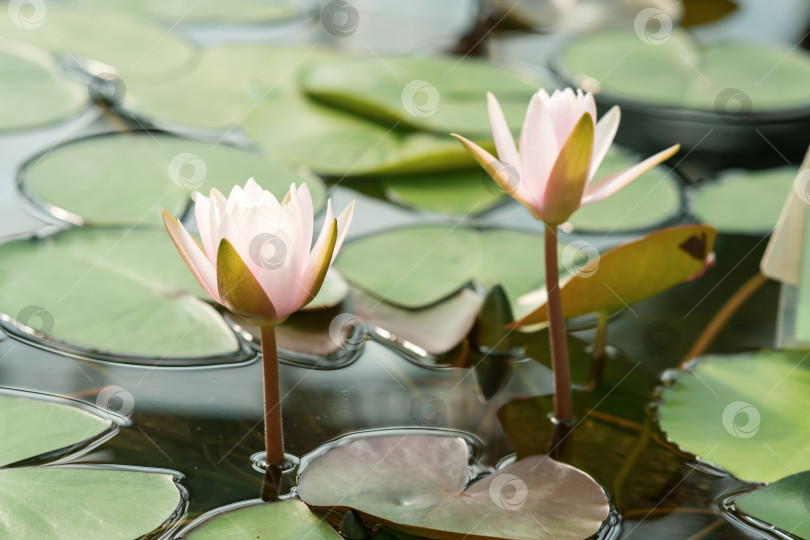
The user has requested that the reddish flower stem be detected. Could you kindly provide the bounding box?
[544,224,573,423]
[260,325,286,466]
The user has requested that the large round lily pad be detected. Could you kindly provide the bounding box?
[658,350,810,483]
[300,55,540,135]
[0,227,241,362]
[689,167,797,234]
[183,499,341,539]
[125,45,337,131]
[336,225,553,309]
[20,132,325,226]
[244,92,480,176]
[298,434,609,540]
[0,392,112,467]
[559,29,810,111]
[0,6,194,79]
[0,43,86,131]
[735,471,810,539]
[0,467,182,540]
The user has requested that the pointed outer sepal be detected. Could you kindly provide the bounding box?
[511,224,718,328]
[450,133,539,218]
[581,143,680,206]
[162,210,219,302]
[216,239,278,325]
[301,219,338,306]
[539,112,594,225]
[471,283,515,353]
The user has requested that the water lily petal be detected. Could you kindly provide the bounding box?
[332,199,356,263]
[581,144,680,206]
[487,92,520,167]
[217,238,277,324]
[162,210,220,302]
[589,106,620,180]
[297,218,337,308]
[541,112,594,225]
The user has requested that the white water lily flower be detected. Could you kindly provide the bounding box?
[453,88,680,225]
[163,179,354,325]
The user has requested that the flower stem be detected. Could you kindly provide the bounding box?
[544,224,573,423]
[260,325,286,466]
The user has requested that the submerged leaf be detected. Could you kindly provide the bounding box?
[298,434,609,540]
[514,224,717,327]
[658,350,810,483]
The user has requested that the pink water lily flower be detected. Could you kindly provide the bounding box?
[163,179,354,325]
[452,88,680,225]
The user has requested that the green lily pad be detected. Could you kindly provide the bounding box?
[183,499,341,539]
[0,227,241,361]
[297,434,609,540]
[300,55,540,136]
[0,392,112,467]
[74,0,298,23]
[735,471,810,539]
[0,6,193,79]
[336,225,553,309]
[381,147,682,226]
[658,350,810,483]
[515,224,717,327]
[0,391,183,540]
[0,467,181,540]
[559,29,810,111]
[21,132,325,226]
[690,167,797,234]
[244,92,481,176]
[0,43,86,131]
[125,45,337,131]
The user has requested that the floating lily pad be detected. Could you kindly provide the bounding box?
[125,45,337,131]
[336,225,554,309]
[0,43,86,131]
[690,167,797,234]
[298,434,609,540]
[244,92,481,176]
[21,132,325,226]
[735,471,810,539]
[0,6,194,79]
[300,55,540,135]
[0,391,183,540]
[183,499,341,539]
[0,392,112,467]
[381,148,682,227]
[559,29,810,111]
[0,227,241,362]
[0,467,182,540]
[75,0,297,23]
[515,224,716,327]
[658,350,810,483]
